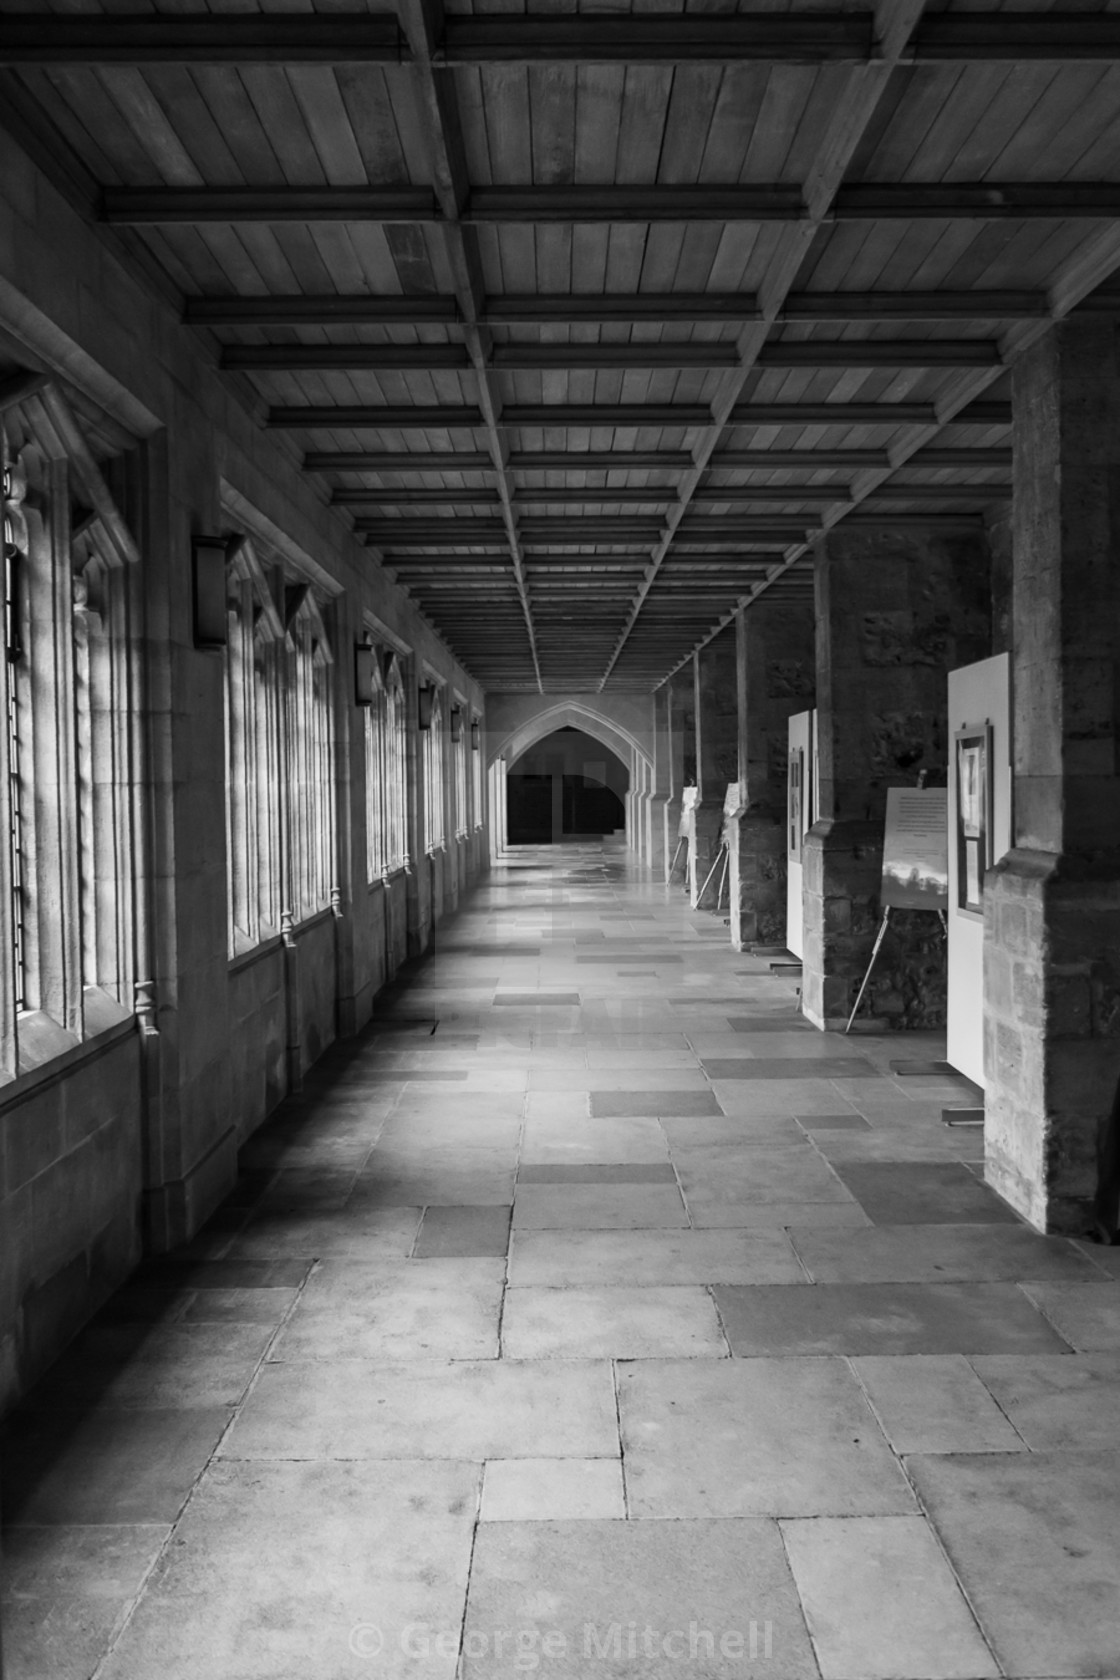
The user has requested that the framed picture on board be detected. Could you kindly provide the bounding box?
[789,748,804,862]
[955,723,993,915]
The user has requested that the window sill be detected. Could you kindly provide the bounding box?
[0,1012,137,1112]
[368,864,409,892]
[229,933,284,976]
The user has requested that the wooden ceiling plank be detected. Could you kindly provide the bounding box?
[397,0,543,693]
[660,197,1120,687]
[595,0,932,691]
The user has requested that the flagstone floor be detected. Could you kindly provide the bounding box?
[5,840,1120,1679]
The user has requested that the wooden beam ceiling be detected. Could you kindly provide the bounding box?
[7,13,1120,68]
[102,184,1120,226]
[9,1,1120,692]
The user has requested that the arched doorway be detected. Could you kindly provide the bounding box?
[506,727,628,843]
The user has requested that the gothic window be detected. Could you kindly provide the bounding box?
[365,647,408,881]
[223,535,337,950]
[223,536,284,954]
[452,706,469,840]
[422,684,445,854]
[0,381,142,1078]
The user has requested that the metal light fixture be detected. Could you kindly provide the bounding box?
[418,684,435,730]
[354,639,376,706]
[192,534,228,650]
[450,705,463,743]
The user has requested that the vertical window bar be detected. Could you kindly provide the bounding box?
[4,482,25,1011]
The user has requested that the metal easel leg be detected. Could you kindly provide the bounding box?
[845,908,892,1034]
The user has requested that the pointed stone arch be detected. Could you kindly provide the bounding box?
[488,700,651,779]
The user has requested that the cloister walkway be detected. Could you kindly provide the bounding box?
[3,841,1119,1679]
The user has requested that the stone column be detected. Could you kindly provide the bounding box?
[662,675,688,885]
[726,597,815,951]
[690,627,738,907]
[802,527,990,1030]
[983,316,1120,1234]
[646,684,674,879]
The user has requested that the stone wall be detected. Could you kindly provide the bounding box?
[982,318,1120,1234]
[729,601,815,949]
[803,527,991,1030]
[0,122,488,1416]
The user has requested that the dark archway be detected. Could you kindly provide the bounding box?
[506,727,628,843]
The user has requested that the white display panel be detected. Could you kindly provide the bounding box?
[947,655,1012,1085]
[786,710,816,959]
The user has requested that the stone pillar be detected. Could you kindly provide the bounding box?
[690,628,738,907]
[802,527,990,1030]
[662,676,688,885]
[647,684,673,879]
[727,598,815,951]
[983,317,1120,1235]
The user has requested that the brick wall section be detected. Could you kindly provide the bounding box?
[803,527,991,1030]
[728,599,815,950]
[983,318,1120,1233]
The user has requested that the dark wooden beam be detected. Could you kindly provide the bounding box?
[486,293,760,323]
[185,289,1052,328]
[865,483,1010,500]
[466,187,804,222]
[274,399,1010,432]
[782,290,1046,320]
[834,184,1120,220]
[492,344,741,370]
[912,15,1120,61]
[334,489,502,506]
[730,402,936,424]
[503,404,714,427]
[438,15,874,63]
[304,451,493,472]
[511,452,694,471]
[269,406,484,430]
[913,448,1012,466]
[227,342,740,372]
[223,344,471,372]
[101,182,1120,231]
[757,340,1002,368]
[188,295,461,327]
[711,449,887,467]
[0,15,408,63]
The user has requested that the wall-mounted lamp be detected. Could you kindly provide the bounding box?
[354,640,376,706]
[450,706,463,743]
[192,535,229,650]
[470,720,481,752]
[418,684,435,730]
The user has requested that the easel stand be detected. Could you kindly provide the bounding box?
[697,840,729,911]
[668,837,686,881]
[845,906,947,1034]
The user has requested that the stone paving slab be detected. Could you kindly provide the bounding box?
[618,1357,914,1519]
[222,1359,620,1460]
[462,1519,818,1680]
[780,1514,998,1679]
[713,1282,1072,1357]
[907,1450,1120,1678]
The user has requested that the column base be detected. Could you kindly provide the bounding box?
[983,848,1120,1235]
[726,806,786,952]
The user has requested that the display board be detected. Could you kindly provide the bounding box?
[677,784,700,838]
[786,710,816,960]
[880,788,949,910]
[947,654,1012,1086]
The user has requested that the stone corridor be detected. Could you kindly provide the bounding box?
[4,841,1120,1679]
